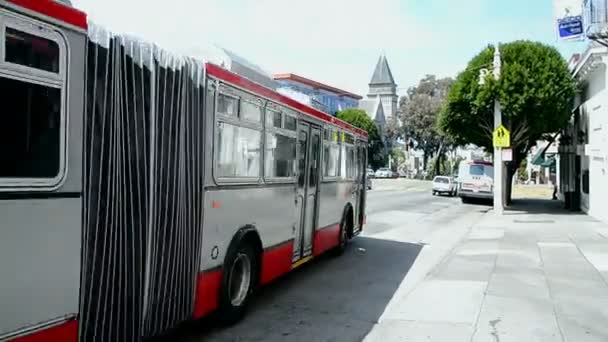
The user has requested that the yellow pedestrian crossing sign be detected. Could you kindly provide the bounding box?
[493,125,510,147]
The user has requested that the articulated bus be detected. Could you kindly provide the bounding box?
[0,1,368,341]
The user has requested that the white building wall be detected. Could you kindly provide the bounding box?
[580,61,608,223]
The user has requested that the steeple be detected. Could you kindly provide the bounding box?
[373,98,386,126]
[369,54,395,86]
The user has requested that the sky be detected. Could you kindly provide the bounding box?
[73,0,586,97]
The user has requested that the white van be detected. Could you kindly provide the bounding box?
[458,160,494,203]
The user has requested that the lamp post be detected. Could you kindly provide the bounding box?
[480,44,504,215]
[492,44,504,215]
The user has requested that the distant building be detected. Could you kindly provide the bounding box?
[273,73,362,116]
[359,54,399,149]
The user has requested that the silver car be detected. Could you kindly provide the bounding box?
[432,176,457,196]
[375,168,392,178]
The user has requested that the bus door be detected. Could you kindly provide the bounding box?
[293,122,321,262]
[354,143,367,232]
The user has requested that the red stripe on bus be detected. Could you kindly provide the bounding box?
[7,0,87,29]
[193,269,223,319]
[312,223,341,256]
[260,240,294,285]
[10,319,78,342]
[205,63,368,138]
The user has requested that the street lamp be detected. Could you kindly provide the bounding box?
[479,44,504,215]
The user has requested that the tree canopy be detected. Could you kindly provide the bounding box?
[398,74,454,169]
[438,41,576,154]
[337,108,385,169]
[438,40,576,201]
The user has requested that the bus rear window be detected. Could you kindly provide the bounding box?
[470,165,485,176]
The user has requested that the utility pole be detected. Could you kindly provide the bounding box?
[493,44,504,215]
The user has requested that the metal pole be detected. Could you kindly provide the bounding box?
[493,44,504,215]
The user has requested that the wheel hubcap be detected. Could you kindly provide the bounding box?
[228,252,251,306]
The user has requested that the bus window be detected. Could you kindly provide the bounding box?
[5,27,60,73]
[323,143,339,177]
[217,93,238,117]
[470,164,485,176]
[0,76,61,178]
[265,132,297,178]
[284,115,297,131]
[240,100,262,123]
[266,108,282,128]
[216,122,261,178]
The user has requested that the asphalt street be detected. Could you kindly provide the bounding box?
[161,184,486,342]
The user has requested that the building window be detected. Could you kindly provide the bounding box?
[265,132,297,178]
[5,27,60,73]
[0,76,61,178]
[216,122,261,178]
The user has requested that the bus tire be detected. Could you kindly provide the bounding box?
[218,240,258,325]
[333,207,352,256]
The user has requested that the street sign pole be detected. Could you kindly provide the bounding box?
[493,44,504,215]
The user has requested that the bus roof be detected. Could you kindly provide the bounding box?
[206,63,368,138]
[6,0,87,29]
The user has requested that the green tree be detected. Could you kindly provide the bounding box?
[337,108,385,169]
[438,41,576,201]
[518,158,529,182]
[390,147,405,172]
[398,75,454,170]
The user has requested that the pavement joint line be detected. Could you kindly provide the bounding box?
[398,209,481,301]
[536,239,567,342]
[469,213,501,342]
[570,235,608,291]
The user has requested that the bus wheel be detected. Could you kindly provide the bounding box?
[333,210,351,256]
[219,241,257,324]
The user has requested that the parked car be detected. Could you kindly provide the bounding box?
[375,168,392,178]
[432,176,457,196]
[367,168,375,178]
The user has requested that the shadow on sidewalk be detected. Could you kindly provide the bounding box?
[505,198,583,216]
[154,238,423,342]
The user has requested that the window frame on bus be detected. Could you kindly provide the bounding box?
[342,134,357,180]
[0,12,69,191]
[322,125,341,182]
[212,82,264,185]
[263,103,298,183]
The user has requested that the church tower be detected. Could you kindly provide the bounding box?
[367,54,398,122]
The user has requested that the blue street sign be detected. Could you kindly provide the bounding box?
[558,15,584,39]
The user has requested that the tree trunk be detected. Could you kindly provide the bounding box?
[505,161,516,205]
[435,143,444,176]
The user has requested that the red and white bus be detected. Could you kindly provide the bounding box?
[0,1,368,341]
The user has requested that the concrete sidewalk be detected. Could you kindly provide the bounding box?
[365,199,608,342]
